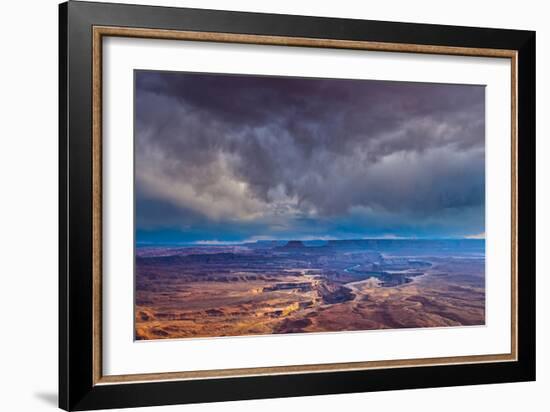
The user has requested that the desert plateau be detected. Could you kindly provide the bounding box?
[135,239,485,340]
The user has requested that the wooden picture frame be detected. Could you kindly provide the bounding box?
[59,1,535,410]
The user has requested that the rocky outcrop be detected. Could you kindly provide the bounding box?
[276,240,307,250]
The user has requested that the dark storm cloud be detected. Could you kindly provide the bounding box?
[135,70,485,241]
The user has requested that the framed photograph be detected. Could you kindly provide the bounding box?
[59,1,535,410]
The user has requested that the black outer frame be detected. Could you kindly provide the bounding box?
[59,1,536,410]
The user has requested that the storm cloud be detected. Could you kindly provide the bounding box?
[135,71,485,243]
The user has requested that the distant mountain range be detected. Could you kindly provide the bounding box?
[262,238,484,251]
[137,238,485,251]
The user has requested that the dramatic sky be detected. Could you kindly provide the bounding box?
[135,71,485,244]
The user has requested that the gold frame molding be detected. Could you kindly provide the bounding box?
[91,26,518,386]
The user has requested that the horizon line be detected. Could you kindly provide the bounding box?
[136,237,486,247]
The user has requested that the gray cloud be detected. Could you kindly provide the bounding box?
[135,71,485,240]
